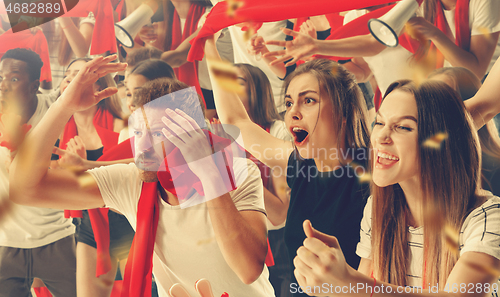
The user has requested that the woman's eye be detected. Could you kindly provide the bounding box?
[133,131,142,137]
[374,121,383,126]
[395,125,413,132]
[305,98,316,104]
[285,101,293,108]
[11,77,18,82]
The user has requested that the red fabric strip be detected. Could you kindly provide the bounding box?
[61,0,116,55]
[171,3,206,107]
[121,131,238,297]
[188,0,396,62]
[431,0,470,69]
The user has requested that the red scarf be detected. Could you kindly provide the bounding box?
[120,131,237,297]
[61,0,117,55]
[431,0,470,68]
[0,29,52,82]
[88,137,135,277]
[188,0,398,62]
[171,4,206,107]
[63,108,118,219]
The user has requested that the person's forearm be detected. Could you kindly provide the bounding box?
[201,170,267,284]
[263,187,288,226]
[465,56,500,129]
[315,34,386,58]
[59,18,92,57]
[430,31,499,79]
[12,100,74,189]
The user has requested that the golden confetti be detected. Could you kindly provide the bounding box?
[405,23,428,46]
[348,161,372,183]
[208,59,244,95]
[477,26,494,42]
[443,223,460,256]
[330,64,339,78]
[76,172,97,189]
[197,236,216,246]
[243,25,257,42]
[226,0,244,18]
[422,132,448,149]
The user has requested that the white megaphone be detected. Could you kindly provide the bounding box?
[368,0,420,47]
[115,1,159,48]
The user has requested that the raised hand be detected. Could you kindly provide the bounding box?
[169,279,219,297]
[294,220,350,295]
[162,108,216,178]
[406,17,441,40]
[58,55,127,113]
[300,20,317,39]
[264,28,317,67]
[138,23,158,44]
[66,135,87,159]
[247,35,269,58]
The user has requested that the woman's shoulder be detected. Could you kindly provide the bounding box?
[462,192,500,230]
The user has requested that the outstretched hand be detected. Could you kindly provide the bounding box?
[294,220,350,295]
[59,55,127,113]
[264,28,317,67]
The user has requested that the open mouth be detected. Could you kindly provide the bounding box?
[292,127,309,145]
[376,151,400,168]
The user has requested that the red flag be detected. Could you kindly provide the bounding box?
[61,0,116,55]
[188,0,396,62]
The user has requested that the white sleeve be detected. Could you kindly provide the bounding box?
[460,196,500,260]
[356,196,372,259]
[87,163,141,219]
[469,0,500,35]
[230,159,266,215]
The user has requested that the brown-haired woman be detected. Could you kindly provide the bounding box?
[206,33,371,296]
[55,58,134,297]
[292,79,500,296]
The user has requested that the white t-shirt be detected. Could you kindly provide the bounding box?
[0,93,75,248]
[88,158,275,297]
[228,22,288,112]
[344,10,415,96]
[357,194,500,292]
[443,0,500,74]
[421,0,500,74]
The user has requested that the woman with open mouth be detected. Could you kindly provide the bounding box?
[205,34,371,296]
